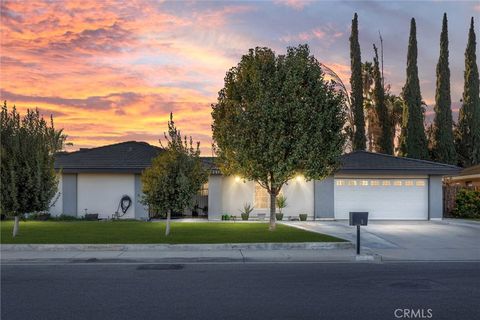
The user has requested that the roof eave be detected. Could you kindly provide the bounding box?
[336,168,462,175]
[56,167,146,174]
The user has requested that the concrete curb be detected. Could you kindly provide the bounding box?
[1,242,353,252]
[438,219,480,227]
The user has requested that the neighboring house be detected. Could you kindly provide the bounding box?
[52,141,460,221]
[448,164,480,187]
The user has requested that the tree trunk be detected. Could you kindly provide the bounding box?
[13,216,20,237]
[165,209,171,236]
[269,192,276,231]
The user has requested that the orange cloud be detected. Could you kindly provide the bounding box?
[0,0,256,154]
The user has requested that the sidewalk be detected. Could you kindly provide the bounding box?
[1,243,379,264]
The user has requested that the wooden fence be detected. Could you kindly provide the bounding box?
[443,185,480,216]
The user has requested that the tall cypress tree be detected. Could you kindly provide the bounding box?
[456,17,480,167]
[399,18,429,160]
[432,13,456,164]
[350,13,366,150]
[373,44,392,154]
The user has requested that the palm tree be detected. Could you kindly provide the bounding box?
[362,62,377,151]
[385,88,404,154]
[319,63,355,152]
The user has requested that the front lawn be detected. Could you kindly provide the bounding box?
[0,221,345,244]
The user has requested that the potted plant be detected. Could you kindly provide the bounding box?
[85,213,99,221]
[299,213,308,221]
[275,195,287,221]
[240,203,253,221]
[36,212,51,221]
[192,203,199,217]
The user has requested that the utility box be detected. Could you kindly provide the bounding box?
[349,212,369,226]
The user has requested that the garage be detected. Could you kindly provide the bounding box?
[334,177,429,220]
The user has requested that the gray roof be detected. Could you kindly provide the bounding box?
[55,142,461,175]
[455,164,480,176]
[338,151,461,175]
[55,141,216,174]
[55,141,163,173]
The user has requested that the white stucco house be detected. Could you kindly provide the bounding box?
[51,141,460,221]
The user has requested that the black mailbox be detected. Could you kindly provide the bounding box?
[349,212,369,226]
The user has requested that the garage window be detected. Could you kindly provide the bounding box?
[371,180,380,186]
[416,180,426,187]
[382,180,391,186]
[393,180,402,186]
[404,180,414,186]
[336,180,345,186]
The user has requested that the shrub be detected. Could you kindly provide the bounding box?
[26,213,50,221]
[221,214,231,221]
[453,189,480,219]
[50,214,84,221]
[299,214,308,221]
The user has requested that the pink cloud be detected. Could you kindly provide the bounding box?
[274,0,313,11]
[280,24,344,43]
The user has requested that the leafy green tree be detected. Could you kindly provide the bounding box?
[431,13,457,164]
[373,45,393,154]
[141,113,207,236]
[399,18,429,160]
[350,13,366,150]
[456,17,480,167]
[212,45,345,230]
[1,102,67,237]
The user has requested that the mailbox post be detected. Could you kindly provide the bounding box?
[349,212,369,255]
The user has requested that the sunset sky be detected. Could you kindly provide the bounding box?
[1,0,478,154]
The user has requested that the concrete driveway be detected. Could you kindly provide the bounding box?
[282,219,480,261]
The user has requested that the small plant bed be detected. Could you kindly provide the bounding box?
[0,221,345,244]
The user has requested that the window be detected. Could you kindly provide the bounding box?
[198,182,209,196]
[361,180,369,186]
[415,180,426,187]
[382,180,391,186]
[393,180,402,186]
[404,180,414,187]
[347,180,357,186]
[254,184,269,209]
[370,180,380,186]
[336,180,345,186]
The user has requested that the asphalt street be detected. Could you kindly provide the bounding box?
[1,261,479,320]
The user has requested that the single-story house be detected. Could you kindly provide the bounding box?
[51,141,460,221]
[448,164,480,187]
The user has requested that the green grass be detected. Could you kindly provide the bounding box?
[0,221,345,244]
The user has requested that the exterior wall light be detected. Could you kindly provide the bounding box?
[296,175,303,182]
[235,176,241,182]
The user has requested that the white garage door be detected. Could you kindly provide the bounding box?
[334,178,428,220]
